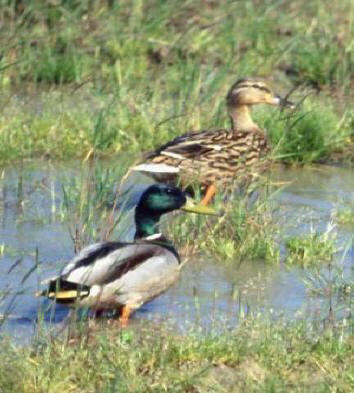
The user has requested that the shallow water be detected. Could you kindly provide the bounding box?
[0,161,353,343]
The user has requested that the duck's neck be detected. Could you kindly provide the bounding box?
[228,105,259,132]
[134,208,161,239]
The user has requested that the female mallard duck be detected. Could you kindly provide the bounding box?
[38,184,215,326]
[133,78,294,205]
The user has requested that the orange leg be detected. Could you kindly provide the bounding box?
[201,184,216,205]
[119,305,133,327]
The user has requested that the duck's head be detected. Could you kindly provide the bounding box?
[226,78,294,108]
[137,184,215,216]
[135,184,216,238]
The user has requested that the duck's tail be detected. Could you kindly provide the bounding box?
[36,279,90,304]
[132,162,180,175]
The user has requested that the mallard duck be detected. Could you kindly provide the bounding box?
[133,78,294,205]
[38,184,215,326]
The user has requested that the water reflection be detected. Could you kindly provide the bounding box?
[0,162,353,343]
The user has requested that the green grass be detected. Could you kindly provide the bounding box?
[59,158,131,249]
[167,186,280,264]
[265,101,349,164]
[285,226,338,267]
[1,0,353,89]
[333,207,354,226]
[0,0,353,163]
[0,315,353,393]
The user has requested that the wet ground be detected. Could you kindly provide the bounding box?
[0,161,353,343]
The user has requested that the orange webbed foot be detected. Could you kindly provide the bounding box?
[201,184,217,206]
[119,305,133,328]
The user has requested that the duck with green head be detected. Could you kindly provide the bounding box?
[38,184,215,326]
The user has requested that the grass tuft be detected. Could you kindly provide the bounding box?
[264,101,347,164]
[285,226,338,267]
[168,185,279,264]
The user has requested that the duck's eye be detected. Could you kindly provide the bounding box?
[166,188,173,194]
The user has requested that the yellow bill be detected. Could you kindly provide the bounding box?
[182,197,218,215]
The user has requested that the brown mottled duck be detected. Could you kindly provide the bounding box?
[133,78,294,205]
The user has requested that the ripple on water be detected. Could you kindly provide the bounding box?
[0,162,353,343]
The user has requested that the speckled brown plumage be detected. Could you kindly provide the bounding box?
[144,128,270,188]
[134,78,294,201]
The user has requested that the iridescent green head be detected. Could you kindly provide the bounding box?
[134,184,216,239]
[137,184,186,216]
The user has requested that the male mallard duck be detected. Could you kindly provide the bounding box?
[133,78,294,205]
[38,184,215,326]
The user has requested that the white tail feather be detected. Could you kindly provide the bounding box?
[160,151,185,159]
[132,163,179,174]
[40,276,59,285]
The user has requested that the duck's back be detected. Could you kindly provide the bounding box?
[59,239,180,309]
[62,241,178,285]
[144,128,270,187]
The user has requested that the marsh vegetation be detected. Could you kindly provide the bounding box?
[0,0,353,163]
[0,0,353,392]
